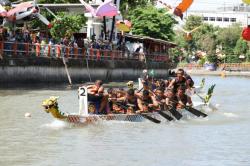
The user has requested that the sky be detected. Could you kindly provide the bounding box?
[157,0,244,11]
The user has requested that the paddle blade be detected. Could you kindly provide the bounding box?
[158,111,174,121]
[186,106,207,117]
[141,114,161,124]
[185,106,201,117]
[168,108,183,120]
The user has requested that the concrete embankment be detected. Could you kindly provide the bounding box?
[0,57,176,85]
[186,69,250,77]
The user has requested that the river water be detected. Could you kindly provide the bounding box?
[0,76,250,166]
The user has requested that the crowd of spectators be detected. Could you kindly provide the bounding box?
[0,26,116,58]
[0,26,162,62]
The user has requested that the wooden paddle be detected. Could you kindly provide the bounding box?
[167,106,183,120]
[185,106,207,117]
[140,113,161,124]
[171,100,208,118]
[113,102,161,124]
[150,92,182,120]
[185,106,207,118]
[158,110,174,121]
[144,103,173,121]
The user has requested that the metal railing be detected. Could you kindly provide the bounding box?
[0,41,170,62]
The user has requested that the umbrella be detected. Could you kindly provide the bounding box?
[79,0,118,17]
[116,20,132,32]
[95,0,118,17]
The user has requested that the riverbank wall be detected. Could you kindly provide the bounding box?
[177,63,250,77]
[0,56,176,85]
[186,69,250,77]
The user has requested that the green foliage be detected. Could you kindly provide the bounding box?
[217,24,242,52]
[50,13,86,40]
[198,56,206,65]
[184,15,203,31]
[128,5,175,41]
[120,0,155,17]
[206,54,217,64]
[246,51,250,62]
[173,15,250,65]
[170,48,183,63]
[234,38,248,55]
[225,55,240,63]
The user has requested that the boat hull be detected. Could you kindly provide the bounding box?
[66,114,147,124]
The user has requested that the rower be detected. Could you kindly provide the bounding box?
[154,88,166,110]
[148,76,157,91]
[184,71,194,88]
[185,79,196,97]
[108,88,127,114]
[127,81,134,90]
[141,80,154,96]
[87,80,108,114]
[126,89,140,114]
[138,90,159,113]
[116,89,140,114]
[168,68,187,93]
[176,86,193,110]
[165,88,178,109]
[107,88,116,113]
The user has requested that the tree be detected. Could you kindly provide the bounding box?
[184,15,203,31]
[128,5,175,41]
[120,0,156,18]
[217,23,242,55]
[50,13,86,40]
[234,38,248,55]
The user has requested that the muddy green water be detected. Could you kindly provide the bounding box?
[0,76,250,166]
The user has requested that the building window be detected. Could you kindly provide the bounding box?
[216,17,222,21]
[203,17,208,21]
[230,18,236,22]
[223,17,229,22]
[209,17,215,21]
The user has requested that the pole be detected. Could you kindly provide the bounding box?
[62,57,72,86]
[109,0,117,42]
[102,0,107,40]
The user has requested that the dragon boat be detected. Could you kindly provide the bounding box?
[42,87,154,124]
[42,85,215,124]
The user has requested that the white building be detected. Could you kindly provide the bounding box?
[186,4,250,28]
